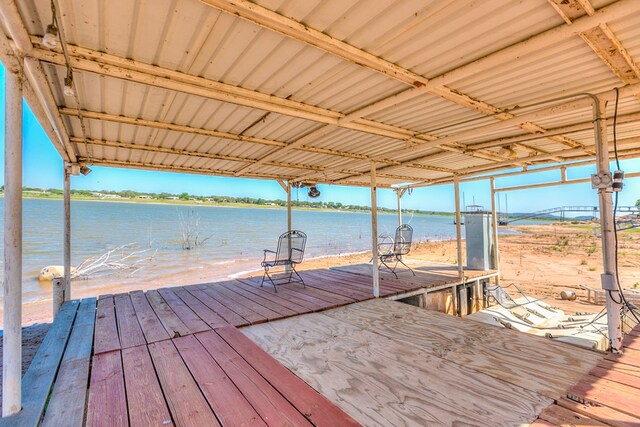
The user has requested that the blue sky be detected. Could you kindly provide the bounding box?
[1,63,639,213]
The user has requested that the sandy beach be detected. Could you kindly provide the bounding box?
[8,222,639,327]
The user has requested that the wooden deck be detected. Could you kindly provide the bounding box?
[8,264,621,426]
[531,322,640,427]
[243,298,606,426]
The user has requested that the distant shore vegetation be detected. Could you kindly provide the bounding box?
[9,186,451,216]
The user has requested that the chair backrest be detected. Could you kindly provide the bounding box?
[393,224,413,256]
[276,230,307,264]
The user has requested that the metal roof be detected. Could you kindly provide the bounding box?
[1,0,640,188]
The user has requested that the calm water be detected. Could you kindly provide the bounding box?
[1,198,530,303]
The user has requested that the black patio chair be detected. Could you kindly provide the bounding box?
[261,230,307,292]
[378,224,416,278]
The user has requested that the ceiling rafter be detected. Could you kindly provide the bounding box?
[203,0,637,177]
[60,108,405,166]
[548,0,640,99]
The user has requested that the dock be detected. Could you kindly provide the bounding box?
[4,263,640,426]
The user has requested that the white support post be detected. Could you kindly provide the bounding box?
[454,177,464,279]
[490,178,501,285]
[396,189,404,227]
[593,98,623,353]
[63,164,71,300]
[286,181,292,273]
[371,162,380,297]
[3,69,23,417]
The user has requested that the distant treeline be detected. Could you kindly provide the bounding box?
[15,186,448,215]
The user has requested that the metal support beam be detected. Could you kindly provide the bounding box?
[454,177,464,280]
[593,97,623,353]
[371,162,380,298]
[63,163,71,301]
[490,178,501,285]
[3,68,23,417]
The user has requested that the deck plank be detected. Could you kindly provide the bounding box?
[148,340,220,426]
[185,286,249,326]
[322,299,602,400]
[86,351,128,427]
[195,330,314,427]
[242,310,553,427]
[8,301,80,427]
[216,326,361,427]
[172,287,230,329]
[129,290,171,343]
[173,335,267,427]
[220,281,298,317]
[42,298,96,427]
[114,294,146,349]
[122,345,173,427]
[158,288,210,333]
[94,296,120,354]
[146,290,192,338]
[232,280,309,314]
[538,404,604,426]
[568,375,640,418]
[299,270,374,299]
[200,282,280,321]
[556,396,640,427]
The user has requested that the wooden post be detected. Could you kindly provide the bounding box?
[286,181,292,273]
[396,188,404,227]
[3,69,23,417]
[490,178,500,285]
[592,97,623,353]
[371,162,380,297]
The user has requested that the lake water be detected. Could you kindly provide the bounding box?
[1,198,534,304]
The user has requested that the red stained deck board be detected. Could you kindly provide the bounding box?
[201,283,280,321]
[122,345,173,427]
[114,294,146,349]
[589,365,640,389]
[185,287,249,326]
[568,375,640,418]
[298,271,374,300]
[148,340,220,426]
[195,331,313,427]
[220,281,299,317]
[622,333,640,351]
[172,287,230,329]
[158,288,210,334]
[237,278,326,311]
[605,347,640,368]
[233,280,309,314]
[557,396,640,427]
[146,290,192,338]
[216,326,361,427]
[272,280,356,306]
[129,290,171,343]
[93,296,121,355]
[539,404,606,426]
[86,351,128,427]
[173,335,267,427]
[529,419,558,427]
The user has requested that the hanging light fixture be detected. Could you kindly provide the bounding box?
[63,73,75,97]
[42,1,59,49]
[307,185,320,198]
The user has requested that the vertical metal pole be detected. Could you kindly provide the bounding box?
[63,164,71,300]
[3,69,23,417]
[454,177,463,279]
[593,97,623,353]
[371,162,380,298]
[490,178,500,285]
[285,181,292,273]
[396,189,402,227]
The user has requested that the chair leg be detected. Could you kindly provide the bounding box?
[397,258,416,276]
[262,268,277,292]
[291,265,305,288]
[379,258,398,279]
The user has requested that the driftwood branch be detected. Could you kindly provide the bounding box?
[72,243,156,279]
